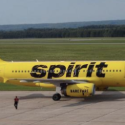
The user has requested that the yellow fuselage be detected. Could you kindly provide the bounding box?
[0,61,125,88]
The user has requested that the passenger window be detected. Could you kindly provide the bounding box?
[97,69,102,73]
[89,70,92,73]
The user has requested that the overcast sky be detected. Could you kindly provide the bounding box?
[0,0,125,25]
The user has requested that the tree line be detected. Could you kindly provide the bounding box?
[0,25,125,39]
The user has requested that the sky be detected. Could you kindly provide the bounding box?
[0,0,125,25]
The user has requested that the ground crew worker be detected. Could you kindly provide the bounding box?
[14,96,19,109]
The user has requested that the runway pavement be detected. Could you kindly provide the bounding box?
[0,91,125,125]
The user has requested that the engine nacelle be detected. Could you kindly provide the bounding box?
[61,83,95,97]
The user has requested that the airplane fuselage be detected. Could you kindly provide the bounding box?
[0,61,125,88]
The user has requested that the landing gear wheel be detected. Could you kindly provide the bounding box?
[52,93,61,101]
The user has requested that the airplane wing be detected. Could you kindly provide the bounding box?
[9,78,88,86]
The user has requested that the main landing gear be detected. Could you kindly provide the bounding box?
[52,93,61,101]
[52,84,67,101]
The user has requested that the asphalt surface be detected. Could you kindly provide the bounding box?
[0,91,125,125]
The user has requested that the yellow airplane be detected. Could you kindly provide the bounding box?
[0,58,124,101]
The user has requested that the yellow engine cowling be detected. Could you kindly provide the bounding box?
[62,83,95,97]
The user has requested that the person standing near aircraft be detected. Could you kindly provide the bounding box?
[14,96,19,109]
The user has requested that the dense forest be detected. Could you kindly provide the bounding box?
[0,20,125,31]
[0,25,125,39]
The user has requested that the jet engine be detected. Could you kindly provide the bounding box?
[61,83,95,97]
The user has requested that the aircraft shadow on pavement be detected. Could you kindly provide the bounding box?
[63,91,125,107]
[19,91,125,107]
[19,93,52,100]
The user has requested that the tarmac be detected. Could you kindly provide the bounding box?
[0,91,125,125]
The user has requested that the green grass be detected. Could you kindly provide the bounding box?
[0,83,55,91]
[0,38,125,91]
[108,87,125,91]
[0,83,125,91]
[1,43,125,61]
